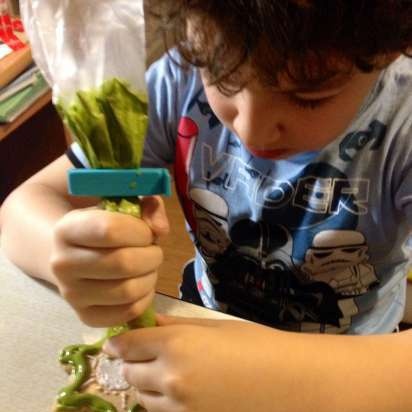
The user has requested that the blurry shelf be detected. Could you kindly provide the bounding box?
[0,90,52,142]
[0,43,47,142]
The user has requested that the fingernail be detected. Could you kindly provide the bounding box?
[102,340,117,356]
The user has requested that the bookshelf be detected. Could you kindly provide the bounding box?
[0,89,52,141]
[0,48,67,203]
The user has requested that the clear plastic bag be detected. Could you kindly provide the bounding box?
[20,0,148,168]
[21,0,146,106]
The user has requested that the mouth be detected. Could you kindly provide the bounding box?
[246,147,292,160]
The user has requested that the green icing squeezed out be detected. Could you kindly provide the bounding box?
[56,296,154,411]
[56,325,145,412]
[55,78,156,410]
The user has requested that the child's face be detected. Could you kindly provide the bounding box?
[200,66,381,160]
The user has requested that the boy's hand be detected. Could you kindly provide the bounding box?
[103,317,412,412]
[103,316,281,412]
[50,196,169,327]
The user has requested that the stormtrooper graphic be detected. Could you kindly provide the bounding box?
[190,187,231,263]
[301,230,379,296]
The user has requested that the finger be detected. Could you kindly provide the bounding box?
[140,196,170,240]
[76,290,155,327]
[122,361,163,393]
[135,390,172,412]
[155,313,221,327]
[55,209,154,248]
[52,244,163,280]
[103,325,176,361]
[65,272,157,307]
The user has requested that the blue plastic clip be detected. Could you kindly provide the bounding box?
[68,168,171,197]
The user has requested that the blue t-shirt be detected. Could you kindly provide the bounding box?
[70,51,412,334]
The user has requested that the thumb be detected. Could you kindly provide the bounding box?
[140,196,170,239]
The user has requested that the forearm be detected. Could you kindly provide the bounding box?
[257,327,412,412]
[0,183,75,284]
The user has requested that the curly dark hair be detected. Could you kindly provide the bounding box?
[148,0,412,92]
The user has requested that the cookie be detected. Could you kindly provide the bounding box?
[55,343,145,412]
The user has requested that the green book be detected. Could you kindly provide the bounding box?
[0,71,49,123]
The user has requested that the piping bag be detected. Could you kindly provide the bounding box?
[21,1,170,410]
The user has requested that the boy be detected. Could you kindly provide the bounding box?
[1,1,412,411]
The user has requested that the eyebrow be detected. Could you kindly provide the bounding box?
[278,72,353,94]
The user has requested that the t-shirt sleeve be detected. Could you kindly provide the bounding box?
[142,49,188,167]
[395,166,412,227]
[65,49,188,168]
[393,126,412,229]
[66,142,90,168]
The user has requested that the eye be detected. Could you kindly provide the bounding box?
[286,94,333,110]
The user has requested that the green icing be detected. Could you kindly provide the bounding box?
[56,324,144,412]
[57,78,148,169]
[100,198,141,219]
[56,339,117,412]
[127,304,156,329]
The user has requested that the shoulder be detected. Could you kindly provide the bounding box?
[145,48,204,122]
[354,56,412,150]
[378,56,412,129]
[383,55,412,87]
[146,48,199,94]
[382,57,412,154]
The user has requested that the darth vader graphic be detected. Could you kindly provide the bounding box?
[190,188,350,331]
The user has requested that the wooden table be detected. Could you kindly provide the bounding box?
[0,249,235,411]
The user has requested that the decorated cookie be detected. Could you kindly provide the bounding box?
[55,327,145,412]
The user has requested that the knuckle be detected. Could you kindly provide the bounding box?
[59,286,80,304]
[165,334,185,357]
[110,337,129,358]
[153,245,164,265]
[93,215,117,243]
[53,220,69,243]
[54,210,79,239]
[125,292,155,321]
[116,250,136,276]
[163,373,187,400]
[138,246,164,273]
[77,308,106,328]
[125,301,146,320]
[120,281,141,304]
[50,252,71,277]
[147,271,159,288]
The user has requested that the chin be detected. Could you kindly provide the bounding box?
[247,147,295,160]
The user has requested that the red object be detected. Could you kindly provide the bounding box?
[12,18,24,33]
[175,116,199,231]
[0,0,26,50]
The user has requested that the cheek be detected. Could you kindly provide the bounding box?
[288,96,365,149]
[300,73,381,147]
[204,88,237,126]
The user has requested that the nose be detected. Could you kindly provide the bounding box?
[232,87,284,149]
